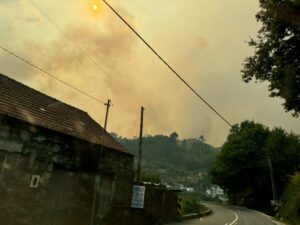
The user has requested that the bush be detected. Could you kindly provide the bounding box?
[180,193,208,214]
[280,172,300,225]
[182,198,199,214]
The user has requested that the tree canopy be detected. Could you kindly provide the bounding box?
[114,133,218,184]
[210,121,300,212]
[242,0,300,116]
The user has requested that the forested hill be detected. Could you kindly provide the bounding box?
[111,132,219,176]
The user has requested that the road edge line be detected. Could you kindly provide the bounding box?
[228,210,239,225]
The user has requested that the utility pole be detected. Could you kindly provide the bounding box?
[99,99,112,164]
[104,99,111,131]
[137,106,145,182]
[100,99,111,153]
[268,157,278,203]
[92,99,111,225]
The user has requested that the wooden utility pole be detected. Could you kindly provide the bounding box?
[91,99,112,225]
[100,99,112,161]
[137,106,145,182]
[104,99,111,131]
[268,157,278,202]
[100,99,111,153]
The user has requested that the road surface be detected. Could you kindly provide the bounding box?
[168,202,277,225]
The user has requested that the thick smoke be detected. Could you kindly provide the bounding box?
[1,0,299,146]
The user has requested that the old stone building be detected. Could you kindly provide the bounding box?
[0,73,134,225]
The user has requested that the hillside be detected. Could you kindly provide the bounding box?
[112,132,219,186]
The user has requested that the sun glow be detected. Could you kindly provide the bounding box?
[88,1,103,16]
[92,3,99,11]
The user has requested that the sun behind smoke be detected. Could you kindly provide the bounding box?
[88,1,103,16]
[92,3,99,11]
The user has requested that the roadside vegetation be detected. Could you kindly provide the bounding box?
[210,120,300,217]
[280,172,300,225]
[179,193,209,215]
[225,0,300,221]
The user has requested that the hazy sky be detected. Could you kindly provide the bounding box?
[0,0,299,147]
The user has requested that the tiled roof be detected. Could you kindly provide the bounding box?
[0,73,128,153]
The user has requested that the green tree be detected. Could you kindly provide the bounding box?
[242,0,300,116]
[265,128,300,196]
[210,121,270,210]
[210,121,300,213]
[170,132,179,143]
[199,135,206,142]
[140,170,161,183]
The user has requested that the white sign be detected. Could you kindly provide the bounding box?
[131,185,145,208]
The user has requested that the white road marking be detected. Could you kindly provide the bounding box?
[228,210,239,225]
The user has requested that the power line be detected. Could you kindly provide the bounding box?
[28,0,141,107]
[101,0,233,128]
[0,45,106,105]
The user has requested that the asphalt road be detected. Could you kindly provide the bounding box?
[168,202,277,225]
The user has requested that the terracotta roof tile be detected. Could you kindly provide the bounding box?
[0,73,128,153]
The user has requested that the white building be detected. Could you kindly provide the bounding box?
[206,185,224,198]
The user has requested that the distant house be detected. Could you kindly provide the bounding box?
[206,185,225,198]
[185,187,194,192]
[0,74,134,225]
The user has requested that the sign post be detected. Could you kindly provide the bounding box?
[131,185,145,209]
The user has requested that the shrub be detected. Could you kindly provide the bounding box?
[280,172,300,225]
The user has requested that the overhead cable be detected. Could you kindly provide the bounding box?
[28,0,141,107]
[0,45,106,105]
[101,0,233,127]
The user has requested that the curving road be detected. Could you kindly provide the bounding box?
[168,202,277,225]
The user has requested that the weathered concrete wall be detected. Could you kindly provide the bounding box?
[99,150,134,206]
[0,115,134,225]
[136,184,180,223]
[0,153,95,225]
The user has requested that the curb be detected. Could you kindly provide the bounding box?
[180,209,212,221]
[256,211,286,225]
[271,220,286,225]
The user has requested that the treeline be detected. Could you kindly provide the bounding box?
[210,120,300,221]
[112,132,218,176]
